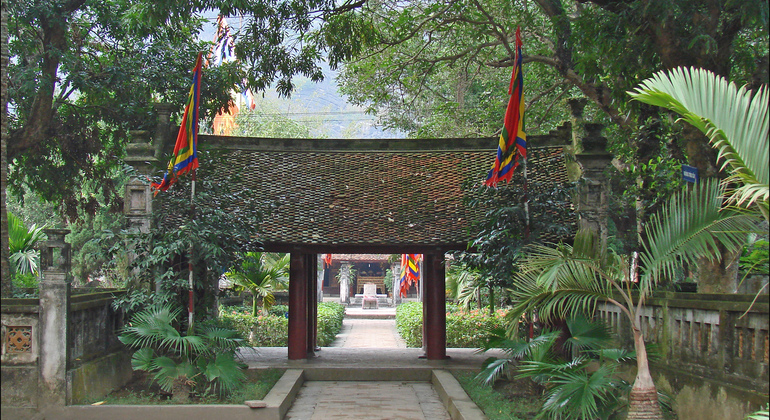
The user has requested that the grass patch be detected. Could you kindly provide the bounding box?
[453,371,541,420]
[88,368,284,405]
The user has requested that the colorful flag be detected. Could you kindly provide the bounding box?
[151,53,203,195]
[399,254,421,298]
[213,16,235,65]
[485,27,526,187]
[323,254,333,268]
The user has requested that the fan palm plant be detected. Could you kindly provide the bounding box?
[118,303,246,401]
[226,252,289,315]
[507,179,757,419]
[8,212,47,275]
[628,66,769,221]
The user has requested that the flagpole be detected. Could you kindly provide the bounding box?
[188,168,196,334]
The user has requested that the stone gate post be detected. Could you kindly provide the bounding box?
[338,262,351,305]
[38,229,71,409]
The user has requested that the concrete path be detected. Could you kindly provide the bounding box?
[281,307,456,420]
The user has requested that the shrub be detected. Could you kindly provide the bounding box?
[396,302,508,348]
[446,308,508,348]
[219,302,346,347]
[396,302,424,347]
[317,302,345,346]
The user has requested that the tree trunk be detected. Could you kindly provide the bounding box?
[626,327,663,420]
[1,0,10,297]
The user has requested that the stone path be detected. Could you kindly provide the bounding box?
[284,307,453,420]
[284,381,450,420]
[330,318,407,348]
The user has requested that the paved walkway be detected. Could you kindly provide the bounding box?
[330,318,406,348]
[281,306,456,420]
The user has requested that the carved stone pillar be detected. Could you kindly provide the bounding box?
[124,130,155,234]
[338,262,352,305]
[566,98,589,182]
[153,103,175,160]
[38,229,71,409]
[391,262,401,306]
[574,124,613,253]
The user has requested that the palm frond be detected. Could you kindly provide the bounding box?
[130,347,157,372]
[629,67,769,217]
[591,348,636,363]
[476,357,514,386]
[201,353,247,395]
[565,316,612,353]
[539,364,622,420]
[641,178,758,287]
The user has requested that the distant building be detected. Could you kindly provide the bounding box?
[321,254,418,298]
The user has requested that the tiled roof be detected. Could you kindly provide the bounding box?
[157,135,574,253]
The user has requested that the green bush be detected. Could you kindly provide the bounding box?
[317,302,345,346]
[395,302,508,348]
[219,302,346,347]
[396,301,424,347]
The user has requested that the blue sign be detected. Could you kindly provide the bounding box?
[682,165,699,183]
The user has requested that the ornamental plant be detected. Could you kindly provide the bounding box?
[119,303,246,401]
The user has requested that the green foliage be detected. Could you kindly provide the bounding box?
[7,0,243,218]
[740,240,769,275]
[395,302,509,348]
[396,302,424,348]
[316,302,346,347]
[478,316,649,420]
[629,66,769,220]
[453,371,530,420]
[226,252,289,315]
[118,303,247,399]
[459,147,575,293]
[11,272,38,289]
[7,212,47,275]
[219,303,345,347]
[218,308,288,347]
[102,149,270,321]
[745,405,769,420]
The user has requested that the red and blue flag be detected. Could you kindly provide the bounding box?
[485,27,526,187]
[152,53,203,194]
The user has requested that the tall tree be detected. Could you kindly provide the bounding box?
[1,0,10,296]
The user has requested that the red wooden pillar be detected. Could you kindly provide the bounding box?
[288,253,308,360]
[423,253,447,360]
[306,254,318,355]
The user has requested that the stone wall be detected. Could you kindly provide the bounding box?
[67,291,132,403]
[1,290,132,417]
[597,292,769,419]
[1,298,40,411]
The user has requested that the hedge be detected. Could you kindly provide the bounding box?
[395,301,509,348]
[219,302,346,347]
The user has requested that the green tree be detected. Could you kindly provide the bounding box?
[507,179,757,419]
[1,0,10,296]
[226,252,289,315]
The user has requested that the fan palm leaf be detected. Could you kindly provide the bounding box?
[629,67,769,219]
[7,212,47,274]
